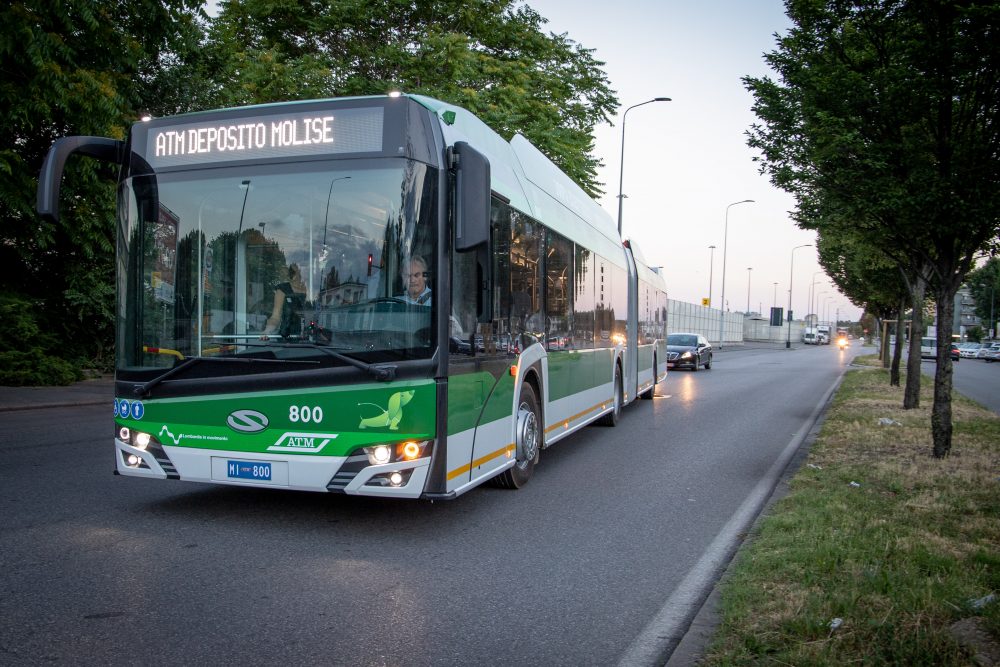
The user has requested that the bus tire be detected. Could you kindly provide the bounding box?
[493,383,541,489]
[598,364,623,426]
[640,356,656,400]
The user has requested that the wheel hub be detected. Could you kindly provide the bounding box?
[516,402,539,466]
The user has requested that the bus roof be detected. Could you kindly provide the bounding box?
[409,94,625,264]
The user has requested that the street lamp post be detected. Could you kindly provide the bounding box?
[616,97,671,236]
[717,199,755,347]
[786,244,812,348]
[707,245,716,307]
[773,282,778,309]
[746,267,753,313]
[980,283,996,339]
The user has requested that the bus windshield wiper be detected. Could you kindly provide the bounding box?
[278,343,397,382]
[133,355,316,397]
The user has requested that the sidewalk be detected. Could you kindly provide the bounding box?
[0,375,115,412]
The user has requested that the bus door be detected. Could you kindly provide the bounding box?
[623,246,639,403]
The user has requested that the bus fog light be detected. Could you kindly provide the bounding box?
[389,472,404,486]
[135,432,151,449]
[119,427,131,442]
[126,454,141,467]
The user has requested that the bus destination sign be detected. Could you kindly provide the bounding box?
[146,106,384,168]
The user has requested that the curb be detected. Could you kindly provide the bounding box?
[0,398,110,413]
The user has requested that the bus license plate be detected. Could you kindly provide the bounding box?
[227,460,272,481]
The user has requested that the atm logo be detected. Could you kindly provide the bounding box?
[227,409,269,433]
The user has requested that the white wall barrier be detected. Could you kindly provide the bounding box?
[666,300,808,346]
[666,300,743,345]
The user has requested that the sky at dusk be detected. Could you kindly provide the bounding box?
[523,0,860,322]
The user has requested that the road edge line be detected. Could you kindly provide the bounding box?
[617,369,846,667]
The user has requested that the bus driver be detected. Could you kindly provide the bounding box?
[400,255,431,305]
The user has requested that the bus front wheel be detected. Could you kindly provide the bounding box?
[493,383,541,489]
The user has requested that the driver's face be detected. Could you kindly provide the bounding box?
[404,262,427,298]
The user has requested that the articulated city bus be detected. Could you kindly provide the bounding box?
[37,94,667,499]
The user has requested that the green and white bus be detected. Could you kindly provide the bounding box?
[37,94,667,499]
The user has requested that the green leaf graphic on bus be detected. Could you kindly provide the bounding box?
[358,390,415,430]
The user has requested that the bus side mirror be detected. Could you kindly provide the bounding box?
[37,136,124,223]
[452,142,493,322]
[453,141,490,251]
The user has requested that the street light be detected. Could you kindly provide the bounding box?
[717,199,755,347]
[707,245,716,307]
[746,267,753,313]
[808,271,824,321]
[616,97,672,236]
[786,244,812,348]
[979,283,996,339]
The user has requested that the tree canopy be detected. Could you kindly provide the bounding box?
[206,0,617,196]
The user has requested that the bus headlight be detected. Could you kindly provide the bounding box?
[135,432,151,450]
[363,441,430,465]
[367,445,393,465]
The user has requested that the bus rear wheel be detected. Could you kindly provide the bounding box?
[640,356,657,399]
[598,365,623,426]
[493,383,541,489]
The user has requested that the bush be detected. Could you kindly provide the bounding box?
[0,294,84,386]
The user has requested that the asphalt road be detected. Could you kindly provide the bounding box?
[923,355,1000,415]
[1,344,856,666]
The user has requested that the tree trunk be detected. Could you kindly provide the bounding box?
[932,290,956,458]
[904,276,925,409]
[890,301,904,386]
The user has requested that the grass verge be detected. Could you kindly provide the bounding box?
[702,364,1000,665]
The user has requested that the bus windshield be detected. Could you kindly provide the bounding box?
[117,159,438,377]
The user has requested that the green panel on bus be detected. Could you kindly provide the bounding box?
[114,380,436,457]
[446,370,517,435]
[546,350,607,401]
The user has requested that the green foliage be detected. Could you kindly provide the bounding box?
[0,1,205,383]
[0,294,83,385]
[966,258,1000,334]
[744,0,1000,455]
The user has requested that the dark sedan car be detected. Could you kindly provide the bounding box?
[666,332,713,371]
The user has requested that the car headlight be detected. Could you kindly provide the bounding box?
[680,351,693,359]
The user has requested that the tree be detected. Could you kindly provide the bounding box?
[967,257,1000,337]
[206,0,618,197]
[0,1,205,379]
[745,0,1000,457]
[817,227,930,399]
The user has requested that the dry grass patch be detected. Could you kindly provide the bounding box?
[702,366,1000,666]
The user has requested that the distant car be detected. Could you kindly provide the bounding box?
[449,336,471,354]
[975,343,997,359]
[921,337,960,362]
[982,343,1000,363]
[959,343,982,358]
[666,333,712,371]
